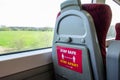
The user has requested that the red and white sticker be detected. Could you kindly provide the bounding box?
[57,46,83,73]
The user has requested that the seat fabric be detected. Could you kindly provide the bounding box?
[82,4,112,63]
[115,23,120,40]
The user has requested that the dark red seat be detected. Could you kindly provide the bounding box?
[82,4,112,63]
[115,23,120,40]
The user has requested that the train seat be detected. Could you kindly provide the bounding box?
[52,0,112,80]
[82,3,112,64]
[115,23,120,40]
[106,23,120,80]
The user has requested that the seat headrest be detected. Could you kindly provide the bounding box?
[82,4,112,63]
[115,23,120,40]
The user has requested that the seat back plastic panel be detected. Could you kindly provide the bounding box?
[53,43,93,80]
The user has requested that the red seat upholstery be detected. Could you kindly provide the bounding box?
[82,4,112,63]
[57,12,61,18]
[115,23,120,40]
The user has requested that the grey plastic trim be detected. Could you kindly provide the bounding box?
[0,48,52,77]
[106,41,120,80]
[60,0,82,12]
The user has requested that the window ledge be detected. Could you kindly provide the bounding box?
[0,48,52,77]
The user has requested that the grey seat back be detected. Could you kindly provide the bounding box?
[106,23,120,80]
[106,41,120,80]
[52,0,105,80]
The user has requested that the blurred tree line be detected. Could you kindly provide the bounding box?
[0,25,53,31]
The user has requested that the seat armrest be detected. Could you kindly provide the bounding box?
[106,40,120,80]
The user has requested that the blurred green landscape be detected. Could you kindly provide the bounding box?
[0,26,54,54]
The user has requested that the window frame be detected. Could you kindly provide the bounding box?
[113,0,120,5]
[0,48,52,77]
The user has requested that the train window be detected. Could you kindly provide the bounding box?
[81,0,92,3]
[0,0,61,55]
[106,0,120,39]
